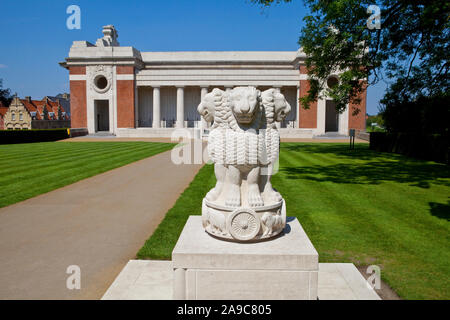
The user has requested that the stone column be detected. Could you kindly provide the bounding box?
[152,86,160,128]
[134,85,139,128]
[176,86,185,128]
[200,87,209,131]
[296,85,300,128]
[200,87,208,100]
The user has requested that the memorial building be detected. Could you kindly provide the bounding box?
[60,25,366,138]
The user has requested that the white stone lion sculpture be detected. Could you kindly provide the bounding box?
[198,86,291,241]
[198,87,290,207]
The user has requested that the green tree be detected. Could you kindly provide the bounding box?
[252,0,449,121]
[366,113,383,128]
[0,79,13,107]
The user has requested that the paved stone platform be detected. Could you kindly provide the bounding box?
[102,260,380,300]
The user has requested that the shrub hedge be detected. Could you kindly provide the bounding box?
[0,129,70,144]
[370,132,449,164]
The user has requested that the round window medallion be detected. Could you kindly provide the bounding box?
[93,74,111,93]
[327,76,339,89]
[227,208,260,241]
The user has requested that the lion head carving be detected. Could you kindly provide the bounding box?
[229,87,261,125]
[273,91,291,122]
[260,89,291,126]
[197,88,232,130]
[197,92,215,123]
[199,86,291,166]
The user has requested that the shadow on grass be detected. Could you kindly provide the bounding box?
[429,200,450,221]
[281,161,449,188]
[282,143,402,161]
[280,144,450,188]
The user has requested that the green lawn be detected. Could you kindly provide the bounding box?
[137,142,450,300]
[0,141,174,208]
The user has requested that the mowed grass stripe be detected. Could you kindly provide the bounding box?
[0,143,170,191]
[0,141,148,166]
[0,143,128,176]
[0,142,174,208]
[289,145,447,234]
[0,142,172,204]
[278,144,448,253]
[281,145,405,252]
[0,143,156,195]
[0,143,164,185]
[276,143,450,299]
[276,147,391,251]
[2,146,146,191]
[0,142,113,162]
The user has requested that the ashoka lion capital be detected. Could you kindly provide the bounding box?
[198,86,291,242]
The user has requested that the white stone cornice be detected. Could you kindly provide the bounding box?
[136,81,301,87]
[299,74,308,80]
[116,74,134,80]
[69,75,87,81]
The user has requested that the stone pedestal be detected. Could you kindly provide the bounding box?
[172,216,319,300]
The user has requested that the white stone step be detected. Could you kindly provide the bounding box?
[102,260,381,300]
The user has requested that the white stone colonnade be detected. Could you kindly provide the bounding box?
[137,85,299,129]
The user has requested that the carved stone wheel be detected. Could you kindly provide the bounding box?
[227,208,260,241]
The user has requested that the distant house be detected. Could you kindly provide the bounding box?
[47,93,71,118]
[0,101,8,130]
[4,96,70,130]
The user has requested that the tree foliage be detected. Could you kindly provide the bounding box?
[252,0,450,130]
[366,113,384,129]
[382,94,449,135]
[0,79,13,107]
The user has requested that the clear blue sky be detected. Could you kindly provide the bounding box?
[0,0,384,114]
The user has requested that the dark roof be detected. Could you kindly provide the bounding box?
[47,94,71,116]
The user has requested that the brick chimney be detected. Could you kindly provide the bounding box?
[25,96,31,102]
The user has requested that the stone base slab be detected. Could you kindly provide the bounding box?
[115,128,315,139]
[102,261,380,300]
[172,216,318,300]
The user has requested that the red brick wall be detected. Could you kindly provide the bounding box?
[298,65,317,128]
[348,82,367,130]
[0,116,4,130]
[68,66,87,128]
[117,80,135,128]
[116,66,134,74]
[299,65,309,75]
[299,80,318,128]
[69,66,86,75]
[69,80,87,128]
